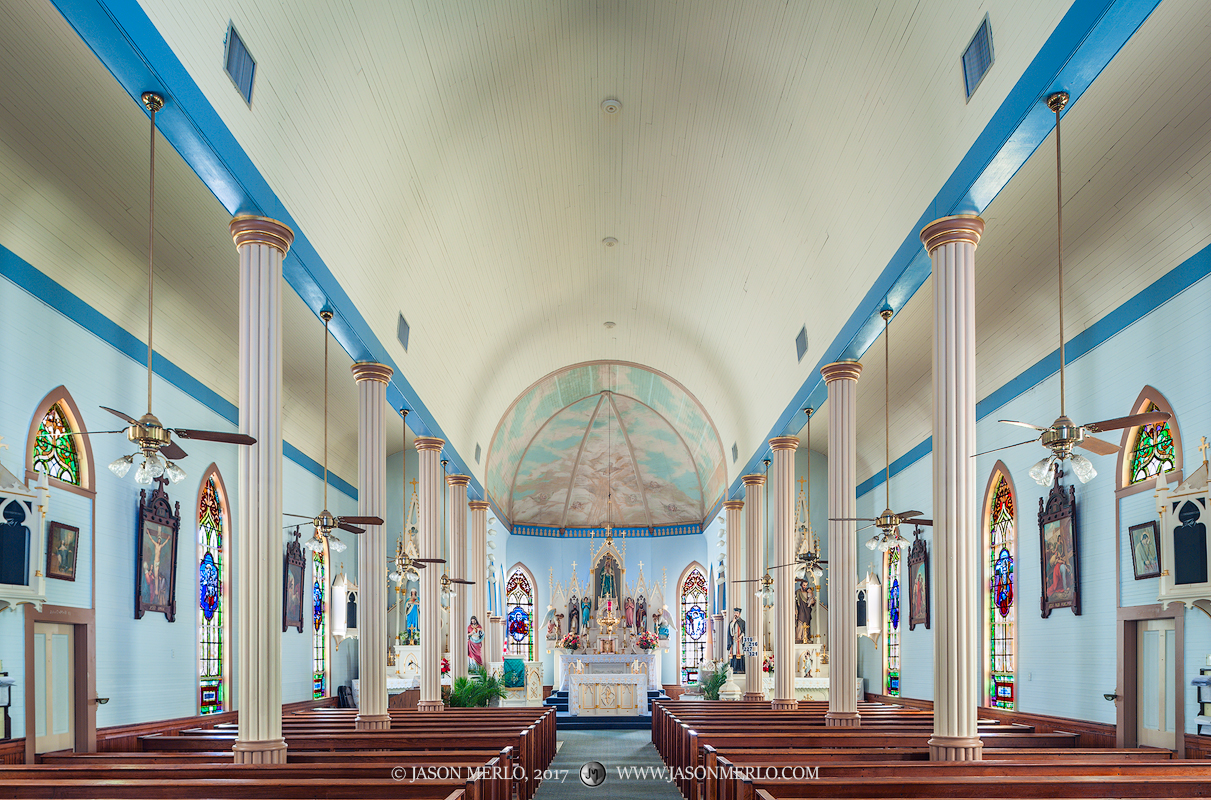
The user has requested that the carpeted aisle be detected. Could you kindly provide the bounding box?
[532,730,682,799]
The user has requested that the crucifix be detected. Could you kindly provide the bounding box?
[798,476,806,491]
[410,478,418,494]
[1200,436,1209,468]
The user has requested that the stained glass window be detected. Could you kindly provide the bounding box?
[1128,402,1177,485]
[32,403,80,486]
[197,475,225,714]
[313,544,328,699]
[680,567,708,685]
[885,546,901,697]
[505,568,534,661]
[987,473,1015,709]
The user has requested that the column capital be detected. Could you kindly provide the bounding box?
[414,436,445,452]
[741,474,766,487]
[821,360,862,383]
[350,361,393,384]
[769,436,800,452]
[447,474,471,487]
[468,500,491,511]
[721,499,745,510]
[920,214,985,253]
[229,214,294,254]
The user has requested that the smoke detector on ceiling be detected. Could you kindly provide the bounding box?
[602,237,618,247]
[603,321,616,329]
[601,98,621,114]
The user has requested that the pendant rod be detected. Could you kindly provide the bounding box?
[1048,92,1070,418]
[882,308,893,510]
[321,310,332,514]
[142,93,164,413]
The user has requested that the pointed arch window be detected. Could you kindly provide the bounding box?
[197,471,228,714]
[313,542,329,698]
[679,565,709,685]
[1127,401,1177,485]
[32,403,81,486]
[885,545,901,697]
[985,468,1016,709]
[506,566,535,661]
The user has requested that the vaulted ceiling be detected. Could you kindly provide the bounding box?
[4,0,1207,513]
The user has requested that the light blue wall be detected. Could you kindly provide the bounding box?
[0,264,358,734]
[854,269,1211,732]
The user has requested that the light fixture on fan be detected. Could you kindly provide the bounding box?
[387,408,445,584]
[794,408,827,582]
[86,93,256,484]
[287,310,384,554]
[991,92,1170,485]
[830,308,932,550]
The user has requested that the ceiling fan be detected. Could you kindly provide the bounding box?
[794,407,828,581]
[387,408,443,583]
[436,457,475,596]
[289,310,384,553]
[990,92,1170,486]
[91,93,256,485]
[829,308,932,550]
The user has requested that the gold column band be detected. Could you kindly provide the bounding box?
[468,501,491,510]
[769,436,800,451]
[820,360,863,383]
[414,437,445,452]
[446,474,471,487]
[229,215,295,254]
[741,474,766,487]
[919,214,985,253]
[350,362,394,384]
[721,500,745,510]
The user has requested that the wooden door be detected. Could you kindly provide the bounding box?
[1137,618,1176,750]
[33,622,74,753]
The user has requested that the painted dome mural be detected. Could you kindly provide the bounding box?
[487,362,726,529]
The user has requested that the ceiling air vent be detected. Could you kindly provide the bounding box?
[732,443,739,463]
[962,16,994,100]
[795,326,809,363]
[475,443,482,464]
[224,23,256,105]
[397,313,410,352]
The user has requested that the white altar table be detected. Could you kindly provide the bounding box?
[568,673,648,716]
[555,652,660,691]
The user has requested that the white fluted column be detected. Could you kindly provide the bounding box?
[230,215,293,763]
[469,500,490,666]
[415,436,446,711]
[741,475,766,700]
[922,215,985,761]
[447,475,470,679]
[351,362,392,729]
[770,436,800,710]
[822,360,862,727]
[722,499,745,674]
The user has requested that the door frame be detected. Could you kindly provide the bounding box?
[24,604,96,763]
[1117,603,1184,754]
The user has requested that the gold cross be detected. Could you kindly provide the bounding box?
[571,561,577,571]
[798,476,806,491]
[1200,436,1210,467]
[410,478,418,493]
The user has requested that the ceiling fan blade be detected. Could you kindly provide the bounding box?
[828,517,877,523]
[172,429,257,446]
[100,406,141,426]
[998,419,1047,432]
[1077,435,1121,456]
[911,519,933,527]
[450,578,475,585]
[414,558,446,563]
[896,510,923,519]
[414,562,427,569]
[337,523,366,534]
[284,513,317,520]
[972,438,1040,457]
[160,441,189,461]
[68,430,128,437]
[341,516,385,526]
[1085,411,1171,433]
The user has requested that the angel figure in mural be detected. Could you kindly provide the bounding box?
[467,616,484,666]
[624,596,635,629]
[636,595,648,633]
[568,595,580,635]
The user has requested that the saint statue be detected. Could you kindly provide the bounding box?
[544,606,559,640]
[795,580,815,643]
[581,595,592,630]
[467,616,484,666]
[600,563,616,599]
[636,595,648,633]
[624,596,635,628]
[727,607,745,673]
[568,595,580,635]
[404,587,420,633]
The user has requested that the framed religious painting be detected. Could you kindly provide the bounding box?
[46,521,80,581]
[136,478,181,621]
[1039,471,1081,618]
[1129,521,1162,580]
[283,528,305,632]
[907,527,930,630]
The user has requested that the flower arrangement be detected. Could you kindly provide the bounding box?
[635,630,659,651]
[559,632,582,651]
[762,654,774,674]
[441,657,450,675]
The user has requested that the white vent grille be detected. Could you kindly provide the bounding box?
[962,17,994,100]
[397,313,410,352]
[795,326,808,362]
[224,24,256,105]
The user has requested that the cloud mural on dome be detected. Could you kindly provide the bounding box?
[487,362,726,528]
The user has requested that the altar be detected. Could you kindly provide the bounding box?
[554,652,660,692]
[568,673,648,716]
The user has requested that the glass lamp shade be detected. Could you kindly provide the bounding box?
[108,454,135,478]
[327,534,347,554]
[1069,453,1097,483]
[301,533,324,553]
[811,564,824,578]
[406,567,420,581]
[163,461,186,484]
[134,460,156,485]
[389,570,402,584]
[1030,455,1058,486]
[865,535,880,551]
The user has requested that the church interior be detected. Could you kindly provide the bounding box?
[3,0,1211,795]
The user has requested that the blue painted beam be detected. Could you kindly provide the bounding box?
[48,0,485,500]
[730,0,1162,502]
